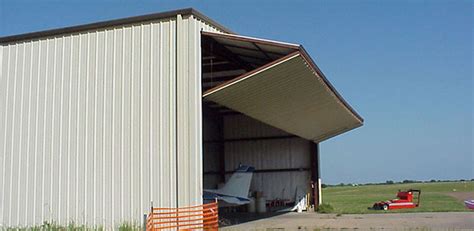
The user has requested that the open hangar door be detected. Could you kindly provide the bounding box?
[203,111,314,206]
[223,115,313,206]
[201,32,363,213]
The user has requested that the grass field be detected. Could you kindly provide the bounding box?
[322,181,474,214]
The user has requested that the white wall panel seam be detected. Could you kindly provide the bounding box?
[101,30,107,226]
[189,16,195,205]
[139,24,144,217]
[93,32,98,226]
[45,38,53,224]
[67,36,74,224]
[130,25,135,219]
[125,26,131,220]
[12,43,20,226]
[8,44,19,226]
[149,22,154,211]
[0,45,11,222]
[24,42,33,226]
[175,15,180,208]
[176,14,182,207]
[49,38,57,224]
[103,29,108,227]
[111,28,116,226]
[126,26,134,218]
[33,42,41,226]
[22,43,33,224]
[15,43,26,226]
[0,44,3,226]
[120,27,125,221]
[136,24,141,218]
[159,20,164,208]
[10,44,17,225]
[0,46,10,225]
[72,35,79,222]
[84,32,90,225]
[158,22,163,206]
[58,37,65,225]
[74,35,81,224]
[169,20,175,208]
[83,32,92,225]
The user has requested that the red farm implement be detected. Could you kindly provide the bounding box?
[373,189,421,210]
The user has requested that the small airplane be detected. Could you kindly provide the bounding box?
[203,165,255,207]
[465,200,474,209]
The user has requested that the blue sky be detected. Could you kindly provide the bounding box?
[0,0,472,184]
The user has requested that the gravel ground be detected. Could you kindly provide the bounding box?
[221,212,474,230]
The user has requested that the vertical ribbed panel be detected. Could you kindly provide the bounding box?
[175,15,222,207]
[0,45,3,225]
[223,115,311,201]
[0,18,179,228]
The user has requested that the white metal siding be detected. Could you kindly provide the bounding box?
[224,115,311,201]
[175,15,222,207]
[0,18,183,228]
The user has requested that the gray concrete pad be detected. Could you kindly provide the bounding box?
[221,212,474,230]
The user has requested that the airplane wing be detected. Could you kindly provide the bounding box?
[203,190,250,205]
[203,164,254,207]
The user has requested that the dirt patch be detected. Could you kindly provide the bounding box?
[445,192,474,202]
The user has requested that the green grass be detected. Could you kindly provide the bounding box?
[322,181,474,214]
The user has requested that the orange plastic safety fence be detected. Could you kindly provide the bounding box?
[146,201,219,230]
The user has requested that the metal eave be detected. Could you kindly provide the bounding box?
[201,31,300,50]
[0,8,233,44]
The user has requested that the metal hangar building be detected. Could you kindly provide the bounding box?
[0,8,363,228]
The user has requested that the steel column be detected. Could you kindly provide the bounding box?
[310,142,321,208]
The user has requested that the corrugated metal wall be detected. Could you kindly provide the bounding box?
[223,115,311,201]
[0,14,221,228]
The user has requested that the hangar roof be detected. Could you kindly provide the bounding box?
[0,8,232,44]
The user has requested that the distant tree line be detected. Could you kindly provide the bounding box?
[321,178,474,188]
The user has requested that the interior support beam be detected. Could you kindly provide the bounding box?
[203,135,298,143]
[204,168,310,175]
[219,42,289,56]
[201,35,255,71]
[254,43,272,60]
[216,111,226,184]
[310,143,321,208]
[202,69,246,79]
[202,75,241,84]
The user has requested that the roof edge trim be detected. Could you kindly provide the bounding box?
[201,31,300,50]
[298,46,364,123]
[313,123,363,143]
[0,8,233,44]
